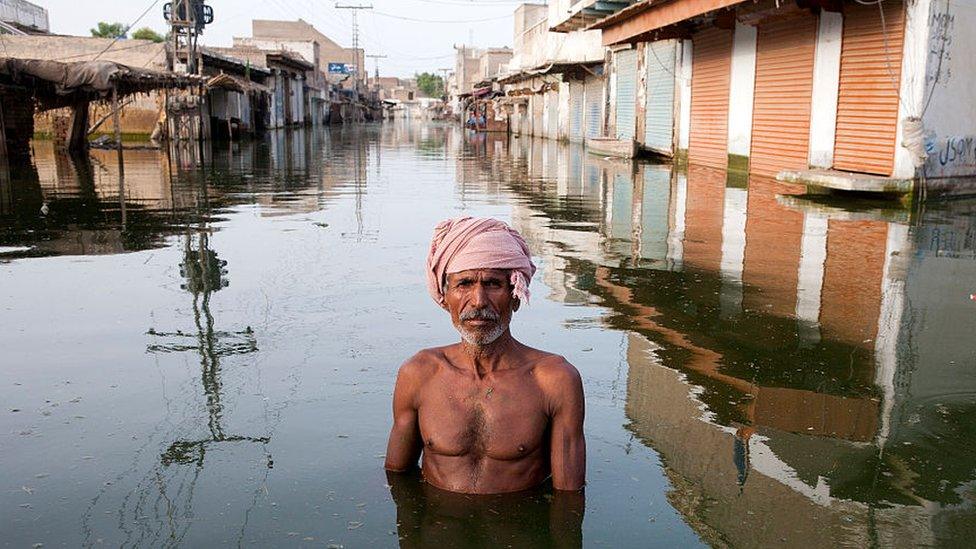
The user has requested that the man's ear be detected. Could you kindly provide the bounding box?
[512,297,521,313]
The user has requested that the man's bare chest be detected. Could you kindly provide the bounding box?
[417,381,549,461]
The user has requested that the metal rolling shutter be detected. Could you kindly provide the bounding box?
[615,49,638,141]
[834,0,905,175]
[640,166,672,264]
[689,27,733,169]
[569,82,584,142]
[750,15,818,177]
[644,40,677,154]
[585,76,603,138]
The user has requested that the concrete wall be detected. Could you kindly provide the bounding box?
[919,0,976,189]
[677,39,693,155]
[0,0,47,33]
[511,5,604,72]
[479,49,514,80]
[808,11,843,169]
[727,22,757,159]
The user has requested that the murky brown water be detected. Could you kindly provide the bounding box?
[2,123,975,547]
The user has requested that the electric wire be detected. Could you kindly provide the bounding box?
[91,0,162,62]
[372,10,513,23]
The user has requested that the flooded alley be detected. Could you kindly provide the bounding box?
[2,123,975,547]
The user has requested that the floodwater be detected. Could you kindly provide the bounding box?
[2,123,975,548]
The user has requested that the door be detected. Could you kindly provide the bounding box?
[689,27,733,169]
[569,82,584,143]
[749,15,818,176]
[585,76,603,138]
[644,40,677,154]
[614,48,638,141]
[833,0,905,175]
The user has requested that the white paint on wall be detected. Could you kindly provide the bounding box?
[677,39,693,152]
[720,187,748,318]
[894,0,935,178]
[795,213,828,343]
[667,173,687,269]
[808,11,843,168]
[920,0,976,179]
[874,223,909,445]
[559,82,571,141]
[727,23,757,157]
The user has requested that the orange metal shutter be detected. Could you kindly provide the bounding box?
[689,27,733,169]
[749,15,818,177]
[833,0,905,175]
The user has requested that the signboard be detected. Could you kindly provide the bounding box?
[328,63,350,74]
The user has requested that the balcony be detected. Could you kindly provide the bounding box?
[551,0,639,33]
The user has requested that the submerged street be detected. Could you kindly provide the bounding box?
[2,122,975,547]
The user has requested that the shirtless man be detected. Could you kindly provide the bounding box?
[384,217,586,494]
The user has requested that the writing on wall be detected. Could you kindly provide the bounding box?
[925,134,976,176]
[926,8,955,87]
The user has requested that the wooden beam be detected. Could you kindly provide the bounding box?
[602,0,747,45]
[68,100,90,152]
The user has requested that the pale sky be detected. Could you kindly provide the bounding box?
[36,0,525,76]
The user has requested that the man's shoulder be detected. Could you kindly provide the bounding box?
[398,346,453,377]
[527,349,582,389]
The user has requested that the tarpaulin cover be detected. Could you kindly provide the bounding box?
[0,58,198,98]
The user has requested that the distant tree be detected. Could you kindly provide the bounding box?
[131,27,165,43]
[416,72,445,98]
[90,22,128,39]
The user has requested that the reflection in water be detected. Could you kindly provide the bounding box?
[2,123,975,547]
[498,135,976,546]
[387,471,583,549]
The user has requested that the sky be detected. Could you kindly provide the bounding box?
[37,0,527,77]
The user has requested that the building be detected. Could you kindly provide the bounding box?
[0,0,48,35]
[497,3,606,142]
[211,44,317,129]
[0,35,170,138]
[586,0,976,196]
[250,19,365,93]
[199,48,273,139]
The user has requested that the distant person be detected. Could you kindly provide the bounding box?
[385,217,586,494]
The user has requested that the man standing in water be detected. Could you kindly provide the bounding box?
[385,217,586,494]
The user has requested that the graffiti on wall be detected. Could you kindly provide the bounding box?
[926,8,954,88]
[925,135,976,175]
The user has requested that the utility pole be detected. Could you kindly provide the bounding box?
[438,67,451,98]
[335,3,373,97]
[165,0,213,75]
[366,54,387,81]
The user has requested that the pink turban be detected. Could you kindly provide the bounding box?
[426,217,537,308]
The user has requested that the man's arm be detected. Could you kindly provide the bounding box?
[384,359,424,472]
[548,360,586,491]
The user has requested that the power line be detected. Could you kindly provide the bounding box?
[372,10,512,23]
[92,0,162,62]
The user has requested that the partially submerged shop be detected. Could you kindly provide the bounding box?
[590,0,976,196]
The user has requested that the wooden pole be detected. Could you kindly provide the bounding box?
[112,85,123,165]
[68,100,90,152]
[113,84,126,226]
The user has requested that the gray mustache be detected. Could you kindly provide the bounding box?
[460,308,499,321]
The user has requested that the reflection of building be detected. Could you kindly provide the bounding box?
[0,129,342,259]
[460,134,976,546]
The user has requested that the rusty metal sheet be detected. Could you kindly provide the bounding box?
[749,15,818,177]
[833,0,905,176]
[689,27,733,169]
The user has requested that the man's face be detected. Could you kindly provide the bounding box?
[444,268,517,346]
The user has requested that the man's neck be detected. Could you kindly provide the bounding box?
[458,331,519,377]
